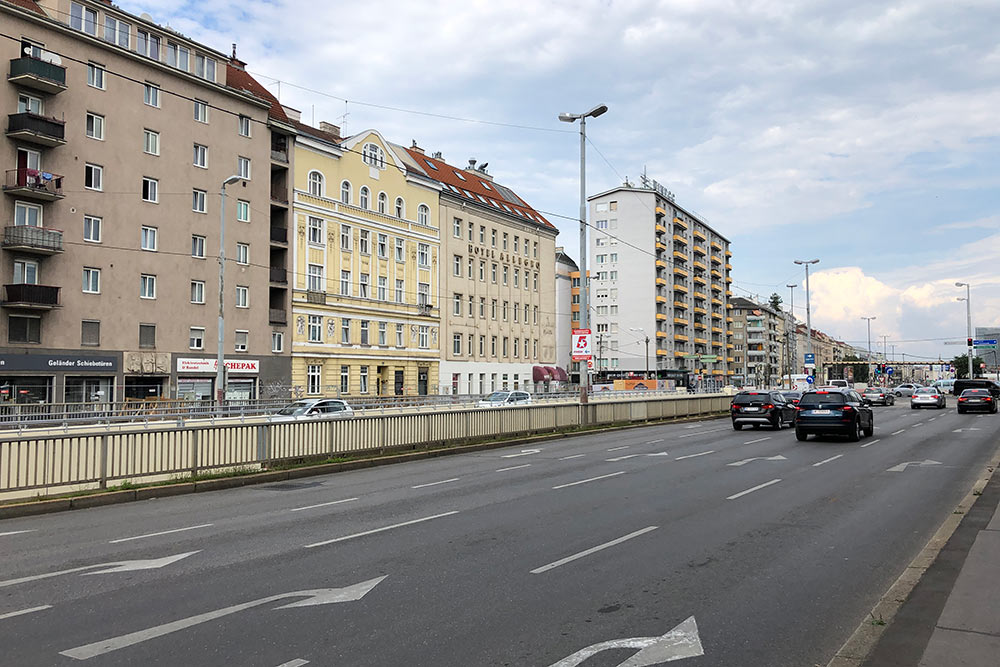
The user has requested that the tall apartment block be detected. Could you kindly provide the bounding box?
[730,296,784,387]
[586,178,733,384]
[0,0,292,403]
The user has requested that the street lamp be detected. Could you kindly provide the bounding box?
[629,327,650,381]
[794,259,819,378]
[861,316,876,386]
[217,174,243,404]
[956,282,973,379]
[786,283,797,388]
[559,104,608,398]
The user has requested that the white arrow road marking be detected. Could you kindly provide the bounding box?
[411,478,459,489]
[304,511,459,548]
[726,479,782,500]
[728,455,786,467]
[531,526,658,574]
[743,437,771,445]
[607,446,630,452]
[887,460,942,472]
[860,439,881,448]
[952,428,982,433]
[290,497,358,513]
[548,616,703,666]
[0,530,36,537]
[647,452,671,457]
[0,552,199,588]
[0,605,52,620]
[553,471,626,490]
[109,524,214,544]
[813,454,843,467]
[275,660,309,667]
[496,464,531,472]
[675,450,714,460]
[606,455,639,462]
[502,448,542,458]
[60,577,386,660]
[559,454,586,460]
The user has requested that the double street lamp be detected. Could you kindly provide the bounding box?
[786,283,797,387]
[861,316,876,384]
[794,259,819,378]
[956,282,973,379]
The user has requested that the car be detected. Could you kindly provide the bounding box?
[829,379,851,389]
[861,387,895,406]
[932,379,956,394]
[956,388,998,414]
[892,383,919,397]
[794,388,874,442]
[780,391,802,406]
[477,390,532,408]
[271,398,353,421]
[910,387,946,409]
[952,379,1000,398]
[730,391,797,430]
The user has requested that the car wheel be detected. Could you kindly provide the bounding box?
[733,422,743,431]
[863,419,874,437]
[773,416,782,430]
[957,408,965,414]
[847,419,861,442]
[895,392,902,397]
[795,428,808,442]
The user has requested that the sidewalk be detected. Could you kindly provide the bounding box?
[863,467,1000,666]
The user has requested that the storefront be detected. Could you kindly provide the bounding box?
[175,358,260,400]
[0,353,119,404]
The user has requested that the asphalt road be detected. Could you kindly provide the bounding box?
[1,401,998,666]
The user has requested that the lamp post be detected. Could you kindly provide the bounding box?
[956,282,973,378]
[559,104,608,398]
[794,259,819,377]
[786,283,797,388]
[217,174,243,404]
[630,327,650,381]
[861,316,876,385]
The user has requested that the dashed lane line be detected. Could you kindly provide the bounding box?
[530,526,658,574]
[553,471,626,490]
[290,498,358,513]
[109,524,214,544]
[496,464,531,472]
[304,511,460,548]
[675,450,715,460]
[860,439,882,448]
[813,454,843,467]
[411,478,460,489]
[727,479,782,500]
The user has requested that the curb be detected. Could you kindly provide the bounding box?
[826,446,1000,667]
[0,411,727,521]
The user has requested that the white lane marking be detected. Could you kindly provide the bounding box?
[559,454,586,460]
[675,450,715,460]
[606,454,639,462]
[860,439,882,448]
[726,478,782,500]
[887,460,942,473]
[275,660,309,667]
[0,530,36,537]
[928,417,936,421]
[743,437,772,445]
[547,616,703,666]
[552,471,626,490]
[607,446,630,452]
[109,524,214,544]
[813,454,843,467]
[501,448,541,458]
[0,605,52,620]
[729,455,786,467]
[411,478,460,489]
[913,423,924,427]
[647,452,671,457]
[677,427,729,439]
[289,498,358,513]
[891,429,906,435]
[647,439,664,444]
[496,464,531,472]
[531,526,658,574]
[304,511,459,548]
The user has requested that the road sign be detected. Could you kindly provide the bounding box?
[586,359,594,370]
[974,344,997,350]
[886,367,893,375]
[804,353,815,364]
[973,339,998,346]
[571,329,592,361]
[806,375,814,384]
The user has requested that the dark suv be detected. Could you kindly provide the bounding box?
[731,391,797,431]
[794,389,874,442]
[952,379,1000,398]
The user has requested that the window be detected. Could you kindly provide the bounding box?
[468,221,474,241]
[341,225,352,251]
[491,264,497,283]
[359,186,370,209]
[479,225,486,243]
[418,283,430,307]
[359,273,369,298]
[307,264,324,292]
[142,177,158,203]
[137,31,160,60]
[237,156,251,179]
[395,238,405,262]
[71,2,98,35]
[453,255,462,276]
[192,189,206,213]
[479,297,486,318]
[17,93,42,115]
[503,337,509,356]
[189,327,205,350]
[533,273,538,291]
[377,234,388,258]
[453,218,462,238]
[341,181,351,204]
[84,215,101,243]
[503,266,508,285]
[13,260,38,285]
[359,366,369,393]
[395,279,404,303]
[307,315,322,342]
[479,261,485,281]
[394,197,404,218]
[453,334,462,355]
[81,320,100,346]
[308,217,324,245]
[143,83,161,109]
[378,321,387,345]
[104,15,129,47]
[503,301,508,321]
[468,258,474,279]
[87,62,105,89]
[234,330,248,352]
[85,163,103,191]
[513,338,519,357]
[377,277,387,301]
[190,280,205,304]
[340,270,351,296]
[360,320,370,345]
[359,230,370,254]
[453,293,462,316]
[417,243,429,267]
[378,192,387,214]
[14,202,41,228]
[307,171,324,196]
[503,233,508,250]
[194,99,208,122]
[138,323,155,348]
[8,315,40,344]
[194,54,216,82]
[514,269,520,288]
[191,235,206,258]
[418,204,430,226]
[238,115,251,137]
[140,226,157,251]
[193,144,207,168]
[491,336,497,356]
[418,326,429,349]
[491,299,497,319]
[144,129,159,155]
[491,229,497,247]
[140,274,156,299]
[271,332,283,353]
[396,324,404,347]
[479,336,485,356]
[237,200,250,223]
[82,267,100,293]
[341,318,351,344]
[362,143,385,169]
[86,112,104,140]
[308,365,322,395]
[167,42,190,70]
[236,243,249,265]
[513,303,519,322]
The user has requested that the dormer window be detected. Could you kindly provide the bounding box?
[195,55,216,83]
[70,2,97,35]
[104,16,130,48]
[362,143,385,169]
[136,29,160,59]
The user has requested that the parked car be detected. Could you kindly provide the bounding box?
[730,391,797,430]
[892,383,919,397]
[862,387,895,406]
[956,388,998,414]
[951,379,1000,398]
[477,390,532,408]
[794,389,874,442]
[271,398,353,421]
[910,387,946,409]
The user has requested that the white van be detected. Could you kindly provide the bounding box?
[932,378,956,394]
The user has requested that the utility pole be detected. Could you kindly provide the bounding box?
[794,260,819,377]
[786,283,797,388]
[861,316,876,387]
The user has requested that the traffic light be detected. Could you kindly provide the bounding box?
[968,338,973,347]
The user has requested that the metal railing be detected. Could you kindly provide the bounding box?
[4,169,64,197]
[9,56,67,86]
[3,225,64,253]
[3,282,60,306]
[7,112,66,141]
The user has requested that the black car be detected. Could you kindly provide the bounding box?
[794,389,874,442]
[957,388,998,414]
[952,379,1000,398]
[731,391,797,430]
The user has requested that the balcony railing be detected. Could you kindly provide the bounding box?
[268,308,287,325]
[9,56,67,94]
[270,226,288,244]
[269,266,287,283]
[3,225,63,254]
[3,283,60,308]
[270,148,289,163]
[4,169,64,200]
[7,112,66,146]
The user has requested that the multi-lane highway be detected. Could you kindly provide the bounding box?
[1,402,997,666]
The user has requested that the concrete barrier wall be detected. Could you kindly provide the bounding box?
[0,395,728,499]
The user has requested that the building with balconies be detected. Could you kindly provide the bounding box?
[730,296,795,387]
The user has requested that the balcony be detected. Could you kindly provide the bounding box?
[711,241,722,251]
[693,260,707,271]
[672,234,688,245]
[655,295,668,303]
[725,263,732,270]
[655,242,667,251]
[305,291,326,305]
[673,317,687,325]
[727,343,735,349]
[694,337,708,345]
[726,276,733,283]
[725,250,732,257]
[9,56,67,94]
[710,255,722,265]
[694,322,706,330]
[694,307,706,315]
[747,337,765,345]
[656,313,667,321]
[674,334,689,342]
[268,308,287,325]
[692,245,706,256]
[655,206,667,217]
[270,185,289,206]
[672,217,687,229]
[270,147,289,163]
[693,291,707,300]
[672,251,687,262]
[269,267,287,284]
[2,283,60,309]
[655,223,667,234]
[712,312,723,320]
[712,341,723,347]
[673,267,688,278]
[656,331,668,338]
[673,283,688,293]
[7,112,66,147]
[269,225,288,244]
[726,290,732,297]
[673,301,687,309]
[693,275,706,285]
[657,349,668,356]
[712,326,723,333]
[655,277,667,286]
[693,229,706,241]
[655,259,668,268]
[726,316,734,323]
[747,349,766,357]
[711,282,723,291]
[3,169,64,201]
[711,270,722,279]
[711,298,722,306]
[3,225,63,254]
[747,325,766,333]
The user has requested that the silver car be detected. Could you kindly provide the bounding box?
[892,383,919,397]
[910,387,945,409]
[862,387,895,406]
[271,398,354,421]
[477,390,532,408]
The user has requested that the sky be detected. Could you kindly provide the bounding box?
[119,0,1000,366]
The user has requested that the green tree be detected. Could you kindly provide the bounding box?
[768,293,783,311]
[952,354,985,379]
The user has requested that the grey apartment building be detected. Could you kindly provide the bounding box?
[586,178,733,385]
[1,0,293,403]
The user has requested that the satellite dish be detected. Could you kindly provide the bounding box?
[39,50,62,66]
[140,12,153,21]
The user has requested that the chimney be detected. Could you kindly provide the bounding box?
[282,105,301,122]
[410,140,424,155]
[432,151,443,160]
[319,122,341,139]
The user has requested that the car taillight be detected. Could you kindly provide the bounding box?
[958,397,967,401]
[985,397,994,402]
[841,405,853,412]
[931,395,939,399]
[763,404,774,409]
[879,393,885,397]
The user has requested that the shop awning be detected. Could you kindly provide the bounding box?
[532,366,551,382]
[553,367,569,382]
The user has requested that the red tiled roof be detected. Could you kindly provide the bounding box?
[4,0,45,15]
[288,119,341,145]
[403,148,554,231]
[225,62,289,123]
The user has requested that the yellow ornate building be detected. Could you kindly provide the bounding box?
[290,120,441,396]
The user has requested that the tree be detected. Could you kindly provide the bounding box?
[952,354,985,379]
[768,293,783,311]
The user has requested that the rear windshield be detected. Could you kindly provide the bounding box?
[733,393,769,405]
[914,388,937,394]
[961,389,989,396]
[799,392,847,406]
